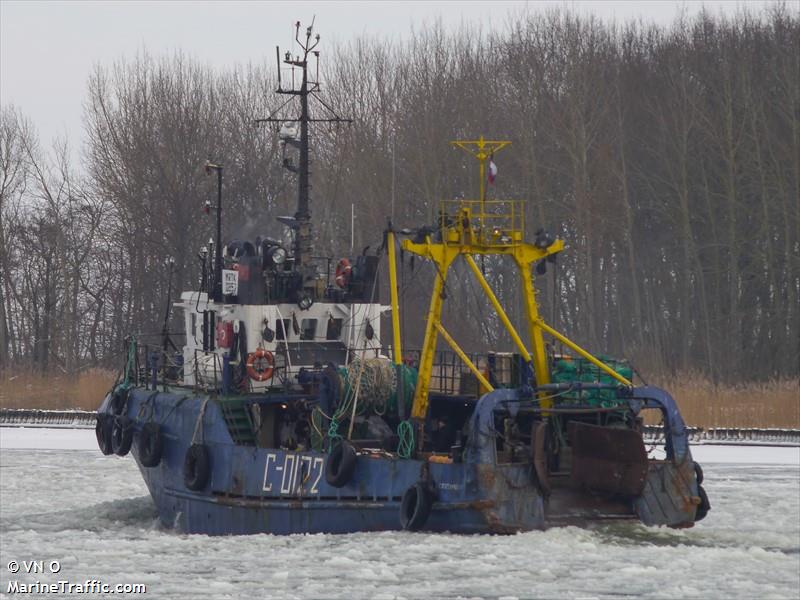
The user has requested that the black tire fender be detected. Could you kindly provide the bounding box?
[694,461,704,485]
[183,443,211,491]
[138,422,163,468]
[325,441,357,488]
[695,484,711,521]
[400,482,433,531]
[111,416,134,456]
[96,415,114,456]
[110,388,128,416]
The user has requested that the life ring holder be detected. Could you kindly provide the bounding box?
[247,348,274,382]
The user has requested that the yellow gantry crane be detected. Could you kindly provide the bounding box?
[386,136,631,438]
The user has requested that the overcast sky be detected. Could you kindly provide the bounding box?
[0,1,774,150]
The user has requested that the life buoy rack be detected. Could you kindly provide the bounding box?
[334,258,352,288]
[246,348,274,382]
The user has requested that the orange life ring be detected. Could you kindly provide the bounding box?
[246,348,274,382]
[334,258,352,288]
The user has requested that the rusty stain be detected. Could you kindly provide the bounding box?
[569,422,648,497]
[477,464,497,488]
[230,471,244,496]
[670,458,699,515]
[467,499,495,510]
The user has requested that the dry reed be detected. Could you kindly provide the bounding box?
[0,369,117,411]
[0,370,797,428]
[645,373,799,429]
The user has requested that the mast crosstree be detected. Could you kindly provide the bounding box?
[256,20,351,276]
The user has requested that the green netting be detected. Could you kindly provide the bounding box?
[336,360,417,416]
[326,361,418,449]
[551,355,632,406]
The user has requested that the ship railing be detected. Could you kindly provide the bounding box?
[641,425,800,446]
[127,336,523,398]
[400,349,523,396]
[439,199,526,246]
[130,339,296,394]
[127,340,186,390]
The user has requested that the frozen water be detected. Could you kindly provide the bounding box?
[0,427,98,451]
[1,430,798,599]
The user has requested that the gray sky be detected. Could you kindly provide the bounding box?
[0,1,770,151]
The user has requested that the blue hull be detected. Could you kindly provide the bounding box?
[99,386,700,535]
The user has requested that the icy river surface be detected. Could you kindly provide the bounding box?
[0,429,798,600]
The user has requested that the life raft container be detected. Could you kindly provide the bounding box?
[246,348,274,382]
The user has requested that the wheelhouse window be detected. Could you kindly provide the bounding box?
[300,318,317,341]
[326,317,343,340]
[276,319,291,340]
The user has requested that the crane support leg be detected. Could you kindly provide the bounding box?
[387,230,403,365]
[464,254,532,363]
[434,322,494,393]
[534,318,632,387]
[515,256,552,407]
[410,250,456,420]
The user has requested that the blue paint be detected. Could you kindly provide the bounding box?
[98,384,700,535]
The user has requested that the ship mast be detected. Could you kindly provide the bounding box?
[257,19,350,276]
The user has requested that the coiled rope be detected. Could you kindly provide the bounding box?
[397,420,415,459]
[337,359,417,416]
[325,358,418,452]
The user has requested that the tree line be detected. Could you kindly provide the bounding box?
[1,5,797,383]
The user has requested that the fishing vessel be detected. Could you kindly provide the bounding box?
[95,22,710,535]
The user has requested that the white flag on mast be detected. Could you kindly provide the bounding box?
[487,154,497,184]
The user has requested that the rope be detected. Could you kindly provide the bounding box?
[158,395,187,426]
[346,345,371,439]
[335,359,417,416]
[327,418,342,450]
[310,406,327,452]
[121,338,137,389]
[191,397,210,445]
[397,420,415,459]
[136,391,159,422]
[324,358,419,448]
